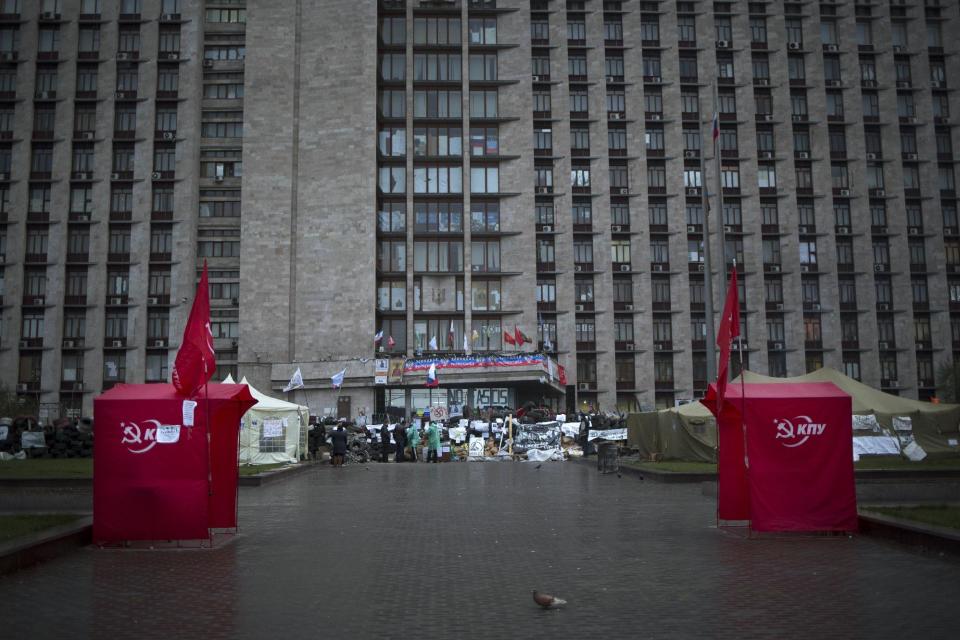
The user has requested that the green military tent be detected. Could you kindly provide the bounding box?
[627,367,960,461]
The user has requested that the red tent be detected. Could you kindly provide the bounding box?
[93,383,256,544]
[703,382,858,532]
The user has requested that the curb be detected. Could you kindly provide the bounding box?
[0,515,92,576]
[238,461,319,487]
[857,510,960,557]
[0,477,93,488]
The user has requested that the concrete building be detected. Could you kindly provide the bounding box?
[2,0,960,420]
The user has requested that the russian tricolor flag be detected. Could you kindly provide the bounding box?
[425,362,439,387]
[712,111,720,142]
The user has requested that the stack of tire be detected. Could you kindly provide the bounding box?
[45,418,94,459]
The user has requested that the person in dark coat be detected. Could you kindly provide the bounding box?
[330,425,348,467]
[394,419,406,462]
[380,423,390,462]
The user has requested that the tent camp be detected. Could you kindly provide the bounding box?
[627,367,960,462]
[224,375,309,464]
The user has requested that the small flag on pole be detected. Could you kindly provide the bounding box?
[712,111,720,142]
[425,362,439,387]
[387,335,396,348]
[514,325,524,347]
[283,367,304,393]
[331,368,346,389]
[428,335,438,351]
[503,330,516,346]
[463,333,470,353]
[373,330,383,344]
[448,320,455,347]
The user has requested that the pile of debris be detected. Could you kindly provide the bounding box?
[0,417,94,459]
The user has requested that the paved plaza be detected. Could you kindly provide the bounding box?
[1,462,958,639]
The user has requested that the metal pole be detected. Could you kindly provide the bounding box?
[713,87,727,377]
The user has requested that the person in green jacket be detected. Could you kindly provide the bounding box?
[406,423,421,462]
[426,422,441,463]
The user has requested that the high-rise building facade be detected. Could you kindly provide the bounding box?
[2,0,959,419]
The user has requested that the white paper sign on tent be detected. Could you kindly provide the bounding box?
[263,419,284,438]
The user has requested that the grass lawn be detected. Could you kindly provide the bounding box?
[621,459,718,474]
[0,459,93,479]
[0,514,83,544]
[238,463,291,476]
[863,505,960,530]
[854,456,960,471]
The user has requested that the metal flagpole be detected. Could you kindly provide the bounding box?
[701,116,717,382]
[713,86,727,338]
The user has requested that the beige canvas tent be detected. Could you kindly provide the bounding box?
[223,375,309,464]
[627,367,960,461]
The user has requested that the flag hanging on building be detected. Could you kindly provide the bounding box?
[716,267,740,408]
[448,320,455,347]
[283,367,304,393]
[387,335,396,348]
[425,362,439,387]
[712,111,720,142]
[503,330,516,346]
[331,368,346,389]
[373,330,383,344]
[171,261,216,397]
[516,327,532,345]
[428,335,438,350]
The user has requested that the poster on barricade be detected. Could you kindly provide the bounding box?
[587,428,628,442]
[513,422,561,453]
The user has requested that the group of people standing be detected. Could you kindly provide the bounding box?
[380,418,441,463]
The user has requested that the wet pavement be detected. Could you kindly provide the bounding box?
[1,461,957,639]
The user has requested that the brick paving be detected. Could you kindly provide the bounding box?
[0,461,958,639]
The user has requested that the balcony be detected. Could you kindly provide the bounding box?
[18,337,43,349]
[64,295,87,306]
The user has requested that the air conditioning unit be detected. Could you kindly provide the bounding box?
[716,40,730,49]
[575,265,583,272]
[874,264,885,272]
[162,52,180,61]
[686,225,697,233]
[879,341,891,350]
[887,379,899,388]
[696,263,704,272]
[619,264,631,271]
[839,189,850,196]
[160,13,177,22]
[825,44,839,52]
[906,117,917,124]
[872,189,885,197]
[684,150,697,158]
[908,227,921,235]
[655,343,665,350]
[760,151,773,159]
[611,225,622,232]
[111,340,123,347]
[162,131,175,140]
[653,264,664,272]
[792,115,805,122]
[41,11,56,20]
[866,153,877,160]
[115,91,129,100]
[755,78,769,86]
[624,304,634,311]
[578,383,590,390]
[723,225,734,234]
[624,343,635,351]
[826,80,841,87]
[686,188,700,196]
[772,342,784,350]
[788,42,802,50]
[151,172,162,180]
[836,226,850,235]
[618,187,629,194]
[797,151,810,159]
[931,80,943,88]
[609,112,622,120]
[649,113,662,121]
[36,91,52,100]
[904,153,918,160]
[811,303,821,311]
[606,75,617,83]
[878,302,891,311]
[214,175,224,182]
[774,303,784,311]
[541,225,553,233]
[110,297,122,305]
[532,75,542,82]
[576,304,584,311]
[892,45,903,53]
[203,59,214,68]
[17,383,28,392]
[117,52,130,61]
[798,225,812,234]
[769,264,781,273]
[896,81,911,88]
[62,340,75,348]
[152,339,167,347]
[147,297,159,305]
[801,264,811,273]
[762,114,773,121]
[19,340,29,349]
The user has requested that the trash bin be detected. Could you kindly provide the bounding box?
[597,442,619,474]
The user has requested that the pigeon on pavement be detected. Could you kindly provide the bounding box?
[533,590,567,609]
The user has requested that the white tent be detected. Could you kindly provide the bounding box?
[224,376,308,464]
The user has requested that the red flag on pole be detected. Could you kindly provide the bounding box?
[514,325,524,347]
[172,261,216,397]
[715,267,740,407]
[448,319,455,347]
[503,330,516,346]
